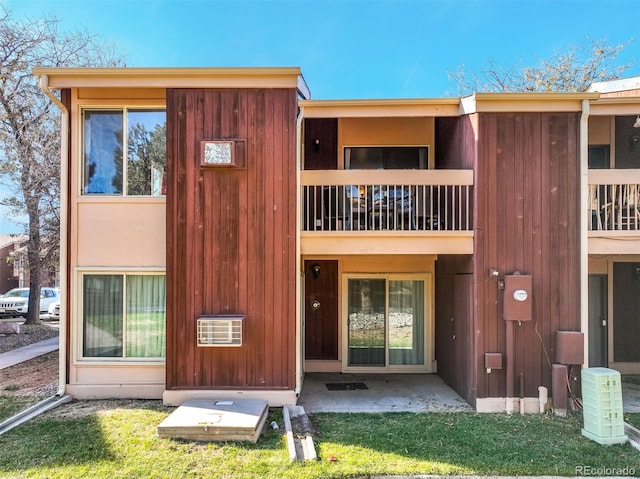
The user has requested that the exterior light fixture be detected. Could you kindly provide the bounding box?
[311,264,321,279]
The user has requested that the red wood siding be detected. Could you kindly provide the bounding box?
[166,88,298,390]
[474,112,581,400]
[435,255,474,403]
[304,118,338,170]
[435,116,476,170]
[434,116,478,404]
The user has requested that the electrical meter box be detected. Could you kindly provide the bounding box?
[503,274,532,321]
[581,367,627,445]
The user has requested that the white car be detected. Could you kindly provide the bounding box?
[48,301,60,320]
[0,287,60,318]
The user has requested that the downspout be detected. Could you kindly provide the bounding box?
[294,104,304,398]
[580,99,590,368]
[37,74,68,398]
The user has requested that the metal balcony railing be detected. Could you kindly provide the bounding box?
[301,170,474,232]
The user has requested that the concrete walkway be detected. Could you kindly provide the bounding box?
[0,337,59,370]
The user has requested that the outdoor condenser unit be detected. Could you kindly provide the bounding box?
[581,367,627,445]
[197,316,244,347]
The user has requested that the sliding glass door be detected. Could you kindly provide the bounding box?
[347,279,386,366]
[345,275,430,371]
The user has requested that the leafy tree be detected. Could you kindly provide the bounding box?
[448,37,634,95]
[0,8,124,324]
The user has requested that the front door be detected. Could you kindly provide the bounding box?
[304,260,338,360]
[344,274,431,372]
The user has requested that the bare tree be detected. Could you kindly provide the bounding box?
[0,8,124,324]
[447,37,635,96]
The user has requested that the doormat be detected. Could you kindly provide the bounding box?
[325,382,368,391]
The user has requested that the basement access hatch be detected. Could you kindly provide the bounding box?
[157,399,268,443]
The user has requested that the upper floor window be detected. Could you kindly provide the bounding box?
[83,108,166,196]
[345,146,428,170]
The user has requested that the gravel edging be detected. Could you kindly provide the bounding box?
[0,323,60,354]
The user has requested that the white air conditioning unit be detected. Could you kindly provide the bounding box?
[197,316,244,347]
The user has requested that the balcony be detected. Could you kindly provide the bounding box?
[588,169,640,254]
[300,169,474,255]
[589,170,640,232]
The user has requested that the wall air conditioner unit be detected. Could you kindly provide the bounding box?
[197,316,244,347]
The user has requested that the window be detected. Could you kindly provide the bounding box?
[588,145,610,169]
[83,108,166,195]
[344,146,428,170]
[82,273,166,359]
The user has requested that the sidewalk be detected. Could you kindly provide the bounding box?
[0,337,59,370]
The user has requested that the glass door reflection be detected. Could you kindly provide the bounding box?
[347,279,386,366]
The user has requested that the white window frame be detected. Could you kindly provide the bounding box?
[75,268,166,364]
[341,272,433,373]
[80,106,166,197]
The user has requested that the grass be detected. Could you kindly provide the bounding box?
[0,400,639,478]
[0,396,47,423]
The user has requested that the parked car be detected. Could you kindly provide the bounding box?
[0,287,60,318]
[48,300,60,320]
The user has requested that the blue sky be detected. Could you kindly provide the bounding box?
[1,0,639,232]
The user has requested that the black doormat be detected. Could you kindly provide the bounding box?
[325,382,368,391]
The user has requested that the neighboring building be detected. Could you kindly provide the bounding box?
[0,234,27,294]
[33,67,640,412]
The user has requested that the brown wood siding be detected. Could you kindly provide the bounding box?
[304,118,338,170]
[434,116,478,404]
[166,88,297,390]
[474,112,581,400]
[435,255,474,403]
[435,117,476,170]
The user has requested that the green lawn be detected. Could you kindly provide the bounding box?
[0,400,639,478]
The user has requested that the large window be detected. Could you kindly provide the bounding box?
[82,273,166,359]
[344,146,428,170]
[83,108,166,195]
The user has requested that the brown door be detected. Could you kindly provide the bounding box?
[304,260,338,360]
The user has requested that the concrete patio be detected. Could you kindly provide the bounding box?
[298,373,640,414]
[297,373,472,413]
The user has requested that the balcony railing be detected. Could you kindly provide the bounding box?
[589,170,640,231]
[301,170,474,232]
